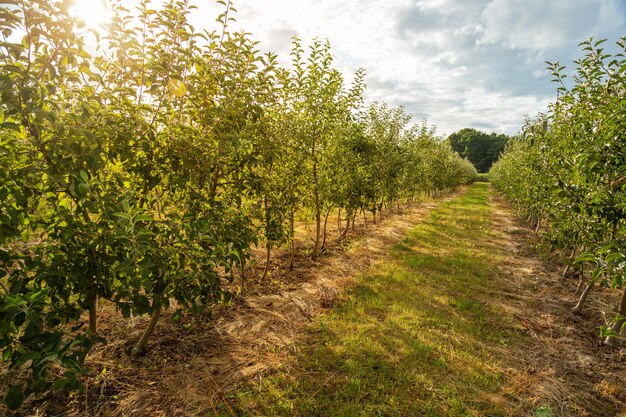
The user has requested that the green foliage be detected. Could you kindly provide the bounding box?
[0,0,478,409]
[490,38,626,339]
[476,173,489,182]
[447,128,510,173]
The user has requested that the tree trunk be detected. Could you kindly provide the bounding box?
[261,241,271,281]
[312,161,321,260]
[240,259,246,297]
[132,300,162,357]
[322,208,330,250]
[572,281,594,314]
[562,248,576,277]
[289,210,295,271]
[341,211,351,239]
[605,286,626,346]
[363,209,367,228]
[351,213,356,231]
[313,208,321,260]
[574,264,586,293]
[88,295,97,334]
[337,208,342,237]
[261,196,272,280]
[79,295,98,366]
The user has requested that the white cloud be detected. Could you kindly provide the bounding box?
[479,0,623,50]
[166,0,626,136]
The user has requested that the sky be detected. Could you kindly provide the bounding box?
[85,0,625,136]
[182,0,626,137]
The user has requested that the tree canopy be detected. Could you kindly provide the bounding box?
[446,128,510,173]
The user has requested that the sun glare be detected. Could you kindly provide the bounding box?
[69,0,113,29]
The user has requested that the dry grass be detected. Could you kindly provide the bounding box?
[486,190,626,416]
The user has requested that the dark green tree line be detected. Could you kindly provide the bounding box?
[447,128,510,173]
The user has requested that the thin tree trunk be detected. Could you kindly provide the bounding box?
[351,213,356,231]
[574,264,586,293]
[79,295,98,366]
[240,259,246,297]
[572,281,594,314]
[322,208,330,249]
[312,161,321,260]
[88,295,97,334]
[337,208,342,237]
[132,300,162,357]
[363,209,367,228]
[261,196,271,280]
[603,219,624,346]
[575,274,584,294]
[261,241,271,281]
[341,211,351,239]
[605,286,626,346]
[289,210,295,271]
[314,208,321,260]
[563,248,576,277]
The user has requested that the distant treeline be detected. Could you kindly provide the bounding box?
[446,128,511,173]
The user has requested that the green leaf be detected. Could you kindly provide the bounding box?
[575,252,596,263]
[5,384,24,410]
[167,79,187,97]
[1,122,19,130]
[534,405,554,417]
[78,182,88,197]
[605,252,624,263]
[2,346,12,362]
[52,378,67,390]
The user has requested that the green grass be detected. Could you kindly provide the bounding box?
[475,173,490,182]
[227,183,523,416]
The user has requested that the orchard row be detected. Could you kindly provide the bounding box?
[490,39,626,347]
[0,0,476,408]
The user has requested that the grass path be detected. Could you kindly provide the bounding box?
[227,183,626,416]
